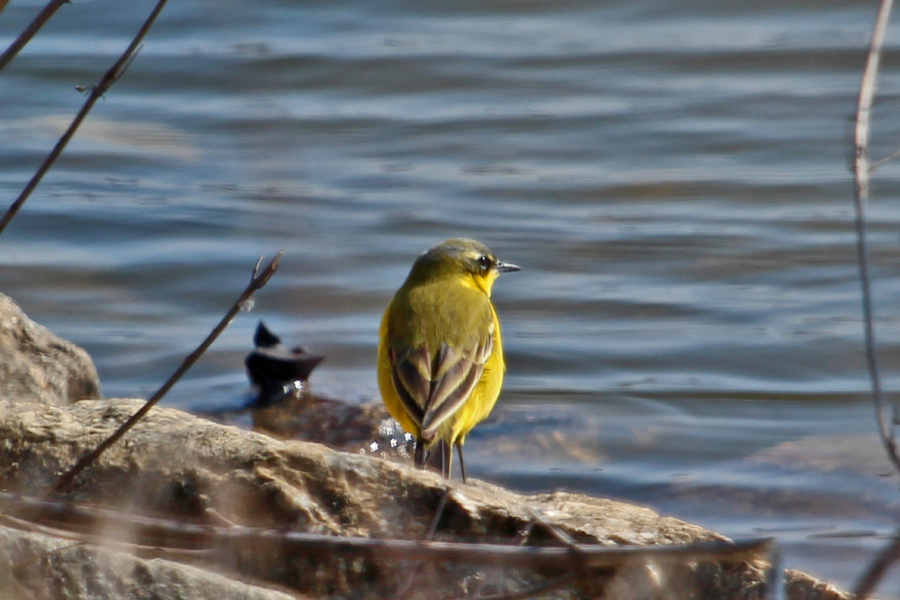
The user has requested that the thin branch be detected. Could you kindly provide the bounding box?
[396,488,453,598]
[425,488,452,540]
[46,253,284,497]
[472,508,582,600]
[869,146,900,172]
[526,507,585,579]
[850,3,900,598]
[0,514,211,561]
[853,532,900,600]
[0,491,774,570]
[0,0,171,237]
[0,0,69,74]
[9,535,86,575]
[852,0,900,473]
[526,508,578,548]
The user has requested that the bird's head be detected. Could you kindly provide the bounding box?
[408,238,520,296]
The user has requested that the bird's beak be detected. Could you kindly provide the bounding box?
[497,260,521,273]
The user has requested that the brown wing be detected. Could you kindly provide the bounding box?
[389,344,429,427]
[419,338,492,438]
[389,327,494,442]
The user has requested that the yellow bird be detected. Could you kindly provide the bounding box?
[377,238,519,482]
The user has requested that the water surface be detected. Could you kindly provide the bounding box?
[2,0,899,592]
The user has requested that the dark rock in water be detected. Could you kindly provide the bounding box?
[249,389,416,461]
[0,292,100,405]
[244,320,324,408]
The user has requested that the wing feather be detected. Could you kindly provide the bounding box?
[420,330,494,437]
[420,352,483,437]
[390,345,429,426]
[387,282,496,442]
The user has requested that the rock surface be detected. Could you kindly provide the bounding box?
[0,296,857,599]
[0,397,852,600]
[0,293,100,405]
[0,523,301,600]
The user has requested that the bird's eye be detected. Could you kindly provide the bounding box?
[477,255,492,271]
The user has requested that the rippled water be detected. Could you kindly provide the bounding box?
[2,0,900,591]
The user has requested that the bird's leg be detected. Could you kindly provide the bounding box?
[456,444,467,483]
[414,438,429,468]
[441,440,453,479]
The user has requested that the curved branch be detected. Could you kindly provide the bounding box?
[46,253,284,497]
[852,0,900,474]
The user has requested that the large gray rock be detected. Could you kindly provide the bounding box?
[0,524,299,600]
[0,293,100,405]
[0,398,852,600]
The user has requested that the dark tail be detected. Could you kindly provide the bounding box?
[415,439,466,483]
[415,439,460,480]
[414,439,429,468]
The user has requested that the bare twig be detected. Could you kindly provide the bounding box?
[526,508,578,548]
[46,253,284,497]
[526,507,584,578]
[396,488,453,598]
[853,532,900,600]
[0,0,171,237]
[425,488,452,540]
[0,513,211,561]
[869,146,900,172]
[0,0,69,74]
[0,491,774,569]
[849,4,900,597]
[476,508,583,600]
[852,0,900,473]
[8,536,86,576]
